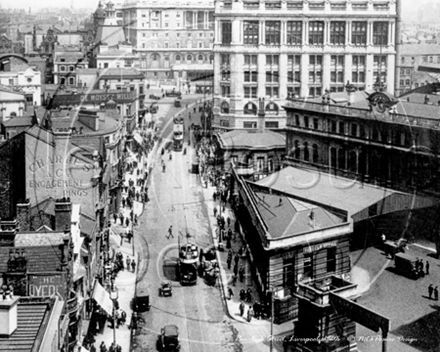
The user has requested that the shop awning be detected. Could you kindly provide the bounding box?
[92,282,113,316]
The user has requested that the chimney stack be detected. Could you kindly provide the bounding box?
[16,199,30,232]
[0,286,19,337]
[54,197,72,232]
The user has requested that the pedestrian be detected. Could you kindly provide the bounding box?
[90,344,97,352]
[227,286,233,300]
[213,206,217,217]
[246,288,252,303]
[127,231,133,243]
[227,256,232,270]
[125,217,130,227]
[239,301,245,316]
[100,341,107,352]
[429,284,433,299]
[120,310,127,326]
[113,213,117,224]
[435,286,439,301]
[119,214,124,225]
[167,225,174,239]
[247,306,253,322]
[420,259,425,273]
[131,259,136,272]
[426,261,430,275]
[234,253,239,266]
[231,273,237,286]
[126,256,131,269]
[239,266,244,282]
[233,264,238,277]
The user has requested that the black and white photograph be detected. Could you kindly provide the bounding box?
[0,0,439,351]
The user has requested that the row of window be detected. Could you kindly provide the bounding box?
[59,66,75,72]
[148,54,214,63]
[220,101,280,115]
[401,55,440,65]
[142,32,213,38]
[221,21,389,46]
[142,42,209,49]
[288,113,409,146]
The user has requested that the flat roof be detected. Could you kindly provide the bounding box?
[254,166,404,218]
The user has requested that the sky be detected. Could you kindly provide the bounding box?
[0,0,435,22]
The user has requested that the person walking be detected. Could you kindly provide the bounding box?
[125,217,130,228]
[100,342,107,352]
[429,284,434,299]
[227,286,234,300]
[435,286,439,301]
[426,261,430,275]
[239,266,245,282]
[213,206,218,217]
[247,306,253,322]
[231,273,237,286]
[227,256,232,270]
[90,344,97,352]
[167,226,174,239]
[126,257,131,269]
[131,259,136,273]
[239,301,245,317]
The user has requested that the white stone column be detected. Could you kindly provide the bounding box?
[232,18,241,44]
[260,20,265,46]
[323,53,331,91]
[258,52,266,98]
[368,21,373,46]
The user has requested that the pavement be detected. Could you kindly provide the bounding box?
[84,127,153,352]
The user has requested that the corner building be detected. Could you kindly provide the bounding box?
[213,0,399,131]
[119,0,215,84]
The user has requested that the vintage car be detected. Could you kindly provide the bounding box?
[133,287,150,312]
[166,89,182,98]
[174,98,182,108]
[149,94,161,100]
[157,325,180,351]
[158,281,172,297]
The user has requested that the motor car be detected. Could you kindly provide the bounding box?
[166,90,182,98]
[157,325,180,351]
[149,94,161,100]
[158,281,172,297]
[174,99,182,108]
[133,288,150,312]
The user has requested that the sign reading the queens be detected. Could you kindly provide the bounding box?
[51,91,136,107]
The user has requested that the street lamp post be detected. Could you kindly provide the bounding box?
[110,287,119,348]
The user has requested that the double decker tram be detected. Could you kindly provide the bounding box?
[173,116,184,151]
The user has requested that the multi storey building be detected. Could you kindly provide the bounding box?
[118,0,215,86]
[213,0,400,131]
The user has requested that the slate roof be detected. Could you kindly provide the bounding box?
[0,245,64,273]
[96,25,126,47]
[219,130,285,150]
[251,188,343,239]
[0,298,53,352]
[394,100,440,119]
[2,116,34,127]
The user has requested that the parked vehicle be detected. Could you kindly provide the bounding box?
[178,243,199,285]
[394,252,424,279]
[174,98,182,108]
[166,89,182,98]
[149,94,161,100]
[133,288,150,312]
[150,103,159,114]
[157,325,180,352]
[383,238,407,258]
[158,281,172,297]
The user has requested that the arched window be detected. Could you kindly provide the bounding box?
[151,54,158,61]
[69,66,74,72]
[60,77,66,85]
[175,54,181,61]
[265,102,279,114]
[60,66,66,72]
[294,140,300,159]
[198,54,204,62]
[303,142,309,161]
[69,77,75,85]
[187,55,192,62]
[221,101,230,114]
[209,55,214,64]
[244,102,257,115]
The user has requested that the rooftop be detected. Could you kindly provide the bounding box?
[250,187,344,239]
[401,43,440,56]
[218,130,285,150]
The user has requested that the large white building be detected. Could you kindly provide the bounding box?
[212,0,399,131]
[116,0,215,87]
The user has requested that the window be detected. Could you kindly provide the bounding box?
[287,21,302,45]
[175,54,181,62]
[60,65,66,72]
[352,22,367,45]
[164,42,169,48]
[221,21,232,44]
[309,55,322,84]
[243,21,259,45]
[69,77,75,85]
[243,121,257,128]
[330,21,345,45]
[151,54,158,61]
[327,248,336,272]
[287,55,301,85]
[265,21,280,45]
[221,101,230,113]
[266,71,278,83]
[265,86,279,97]
[221,85,230,97]
[283,256,295,288]
[303,252,313,279]
[197,10,204,29]
[266,55,279,66]
[351,123,358,136]
[304,116,309,128]
[69,66,74,72]
[244,55,258,65]
[244,87,257,99]
[373,55,387,84]
[244,71,257,82]
[373,22,388,46]
[187,55,192,62]
[104,63,109,68]
[339,121,345,134]
[198,54,204,62]
[309,21,324,45]
[352,55,366,84]
[330,55,344,84]
[313,118,319,130]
